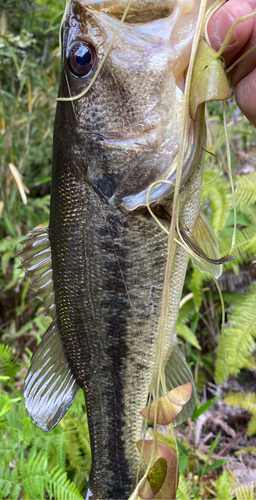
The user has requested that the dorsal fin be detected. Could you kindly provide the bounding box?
[17,229,80,431]
[25,319,80,431]
[17,228,55,318]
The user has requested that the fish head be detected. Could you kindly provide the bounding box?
[58,0,207,208]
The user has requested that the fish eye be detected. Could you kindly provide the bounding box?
[68,42,96,77]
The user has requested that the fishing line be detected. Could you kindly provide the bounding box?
[223,100,236,255]
[59,0,72,54]
[227,42,256,74]
[176,229,227,359]
[142,0,209,480]
[203,0,226,43]
[216,11,256,59]
[63,69,78,121]
[57,0,135,102]
[180,149,222,215]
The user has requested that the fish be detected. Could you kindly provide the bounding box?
[17,0,225,498]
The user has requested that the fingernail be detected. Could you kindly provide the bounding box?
[215,8,236,45]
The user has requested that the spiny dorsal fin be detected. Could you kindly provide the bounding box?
[16,228,55,318]
[25,320,80,431]
[164,337,196,426]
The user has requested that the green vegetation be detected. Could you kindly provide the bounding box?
[1,1,256,498]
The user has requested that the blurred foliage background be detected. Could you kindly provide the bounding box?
[0,0,256,498]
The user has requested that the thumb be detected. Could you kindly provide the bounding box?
[207,0,254,66]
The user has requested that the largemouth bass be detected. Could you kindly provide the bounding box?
[17,0,222,498]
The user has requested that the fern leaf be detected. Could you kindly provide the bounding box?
[201,170,232,236]
[235,172,256,207]
[11,483,22,500]
[50,466,83,500]
[215,333,230,384]
[216,285,256,379]
[0,478,12,498]
[175,322,201,350]
[176,474,193,500]
[235,484,255,500]
[190,267,205,312]
[23,475,46,500]
[0,344,19,379]
[215,470,233,500]
[247,416,256,437]
[224,392,256,436]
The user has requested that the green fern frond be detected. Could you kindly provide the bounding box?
[40,430,67,470]
[235,447,256,456]
[201,170,232,236]
[175,323,201,350]
[177,297,196,324]
[235,484,255,500]
[219,225,256,268]
[247,416,256,437]
[50,466,83,500]
[176,474,193,500]
[0,478,21,500]
[215,339,230,384]
[215,470,233,500]
[235,172,256,207]
[224,392,256,436]
[190,267,205,312]
[0,344,19,379]
[215,285,256,382]
[238,203,256,226]
[225,467,256,500]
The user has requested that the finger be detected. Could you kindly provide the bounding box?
[235,67,256,126]
[207,0,254,66]
[228,12,256,86]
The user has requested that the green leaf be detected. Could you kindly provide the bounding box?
[204,459,228,473]
[175,323,201,350]
[193,397,222,420]
[195,460,202,478]
[190,39,231,119]
[148,458,167,495]
[178,454,189,475]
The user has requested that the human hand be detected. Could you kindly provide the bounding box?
[207,0,256,126]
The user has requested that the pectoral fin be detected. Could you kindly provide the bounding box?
[164,338,196,426]
[25,320,80,431]
[179,211,234,279]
